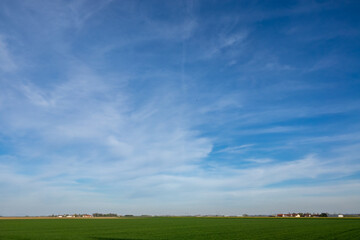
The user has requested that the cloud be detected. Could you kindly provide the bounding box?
[67,0,114,29]
[215,144,254,154]
[198,94,242,113]
[292,132,360,145]
[203,31,248,59]
[20,83,55,107]
[0,60,213,172]
[244,158,273,164]
[239,126,302,135]
[0,36,17,72]
[2,150,359,215]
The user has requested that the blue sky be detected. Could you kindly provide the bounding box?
[1,0,360,216]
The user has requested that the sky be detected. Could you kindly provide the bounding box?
[0,0,360,216]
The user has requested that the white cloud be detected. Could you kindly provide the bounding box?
[215,144,254,154]
[20,83,55,107]
[244,158,273,164]
[1,151,359,215]
[205,31,248,58]
[0,36,17,72]
[67,0,114,29]
[239,126,302,135]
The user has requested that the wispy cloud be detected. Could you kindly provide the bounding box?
[1,149,359,215]
[0,36,17,72]
[215,144,254,154]
[204,31,248,59]
[239,126,302,135]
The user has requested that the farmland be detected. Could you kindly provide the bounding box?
[0,217,359,239]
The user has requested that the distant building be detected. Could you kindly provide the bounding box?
[277,213,298,217]
[276,213,321,218]
[338,214,344,218]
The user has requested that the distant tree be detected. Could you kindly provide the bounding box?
[320,213,328,217]
[92,213,118,217]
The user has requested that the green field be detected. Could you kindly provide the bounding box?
[0,217,360,240]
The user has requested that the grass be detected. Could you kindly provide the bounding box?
[0,217,360,239]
